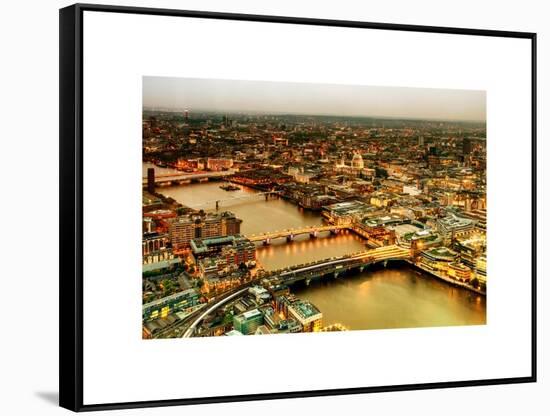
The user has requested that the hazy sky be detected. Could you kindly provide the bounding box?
[143,76,486,122]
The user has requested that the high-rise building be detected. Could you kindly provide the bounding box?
[463,137,474,157]
[418,136,424,146]
[147,167,155,193]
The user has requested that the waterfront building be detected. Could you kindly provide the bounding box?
[191,234,256,268]
[233,309,264,335]
[206,158,233,171]
[142,191,163,211]
[176,158,204,171]
[287,300,323,333]
[454,234,486,270]
[277,319,302,334]
[447,262,472,282]
[264,306,302,334]
[476,256,487,286]
[419,247,459,274]
[147,167,155,193]
[353,222,397,247]
[248,286,271,304]
[421,247,458,263]
[169,211,242,250]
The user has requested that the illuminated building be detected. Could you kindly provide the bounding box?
[169,211,242,250]
[322,200,375,225]
[287,300,323,333]
[447,262,472,281]
[351,151,365,170]
[142,248,180,273]
[176,158,204,171]
[142,288,200,322]
[294,171,317,184]
[334,151,366,175]
[190,234,256,268]
[436,215,475,243]
[476,256,487,285]
[419,247,458,273]
[206,158,233,171]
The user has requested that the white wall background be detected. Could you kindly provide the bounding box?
[0,0,547,414]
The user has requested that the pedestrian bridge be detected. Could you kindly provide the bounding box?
[246,224,348,244]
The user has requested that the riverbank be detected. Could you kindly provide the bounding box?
[407,260,486,296]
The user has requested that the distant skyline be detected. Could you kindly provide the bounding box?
[143,76,486,122]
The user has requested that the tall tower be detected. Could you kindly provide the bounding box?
[184,109,189,121]
[147,167,155,193]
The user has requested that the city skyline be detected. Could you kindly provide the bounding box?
[143,76,486,122]
[142,76,487,339]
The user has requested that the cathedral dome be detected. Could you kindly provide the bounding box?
[351,152,364,169]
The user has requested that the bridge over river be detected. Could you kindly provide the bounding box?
[142,169,235,186]
[246,224,348,244]
[273,244,411,285]
[182,245,411,337]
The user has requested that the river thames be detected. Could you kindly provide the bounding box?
[149,165,486,331]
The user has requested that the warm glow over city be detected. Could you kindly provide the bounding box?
[141,77,487,339]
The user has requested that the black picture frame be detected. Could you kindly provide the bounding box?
[59,3,537,412]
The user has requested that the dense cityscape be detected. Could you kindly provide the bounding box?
[142,108,487,339]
